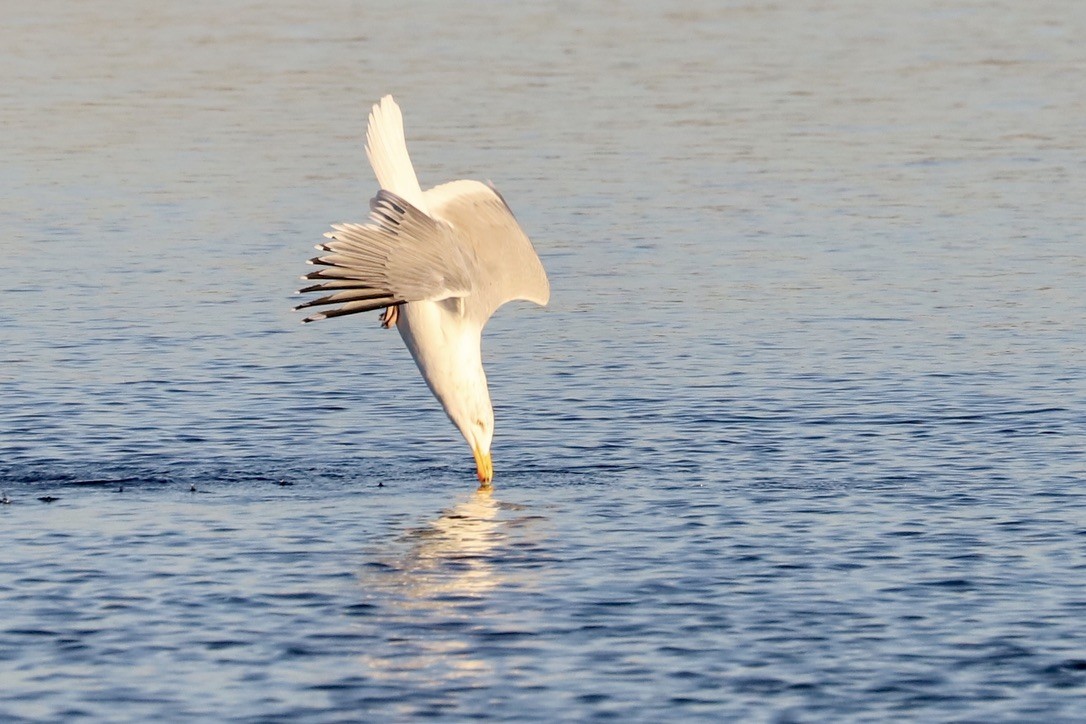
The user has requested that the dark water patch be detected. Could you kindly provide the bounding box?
[306,676,368,692]
[202,639,246,651]
[4,628,59,637]
[61,477,144,488]
[1041,658,1086,689]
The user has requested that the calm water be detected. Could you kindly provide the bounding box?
[3,0,1085,720]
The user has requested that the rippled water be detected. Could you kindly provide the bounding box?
[3,0,1085,720]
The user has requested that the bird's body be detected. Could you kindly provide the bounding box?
[296,96,549,485]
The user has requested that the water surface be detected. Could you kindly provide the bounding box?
[2,0,1085,720]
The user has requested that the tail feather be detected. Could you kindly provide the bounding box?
[365,95,427,213]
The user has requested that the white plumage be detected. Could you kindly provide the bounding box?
[296,96,550,485]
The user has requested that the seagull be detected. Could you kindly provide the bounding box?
[295,96,550,486]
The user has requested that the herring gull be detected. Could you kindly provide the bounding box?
[295,95,550,485]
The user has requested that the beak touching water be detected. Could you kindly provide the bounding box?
[473,447,493,486]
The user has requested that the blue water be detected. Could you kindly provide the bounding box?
[2,0,1085,720]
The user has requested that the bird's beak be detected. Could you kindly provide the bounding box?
[473,447,493,486]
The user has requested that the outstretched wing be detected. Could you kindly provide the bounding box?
[295,190,477,322]
[365,95,428,213]
[425,179,550,324]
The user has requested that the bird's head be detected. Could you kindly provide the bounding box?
[457,407,494,485]
[402,310,497,485]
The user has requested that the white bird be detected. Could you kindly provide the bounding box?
[296,96,550,485]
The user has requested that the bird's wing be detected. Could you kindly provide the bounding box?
[295,190,477,322]
[365,95,428,213]
[425,179,550,324]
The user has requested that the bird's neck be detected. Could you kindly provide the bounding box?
[397,301,493,439]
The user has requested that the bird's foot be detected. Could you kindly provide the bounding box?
[379,305,399,328]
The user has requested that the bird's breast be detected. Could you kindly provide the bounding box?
[398,301,487,398]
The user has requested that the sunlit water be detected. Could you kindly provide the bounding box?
[2,1,1085,720]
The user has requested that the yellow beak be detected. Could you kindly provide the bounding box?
[473,447,493,485]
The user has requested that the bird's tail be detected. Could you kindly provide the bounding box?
[365,95,428,213]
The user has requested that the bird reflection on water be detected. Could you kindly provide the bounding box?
[356,488,544,691]
[393,487,505,600]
